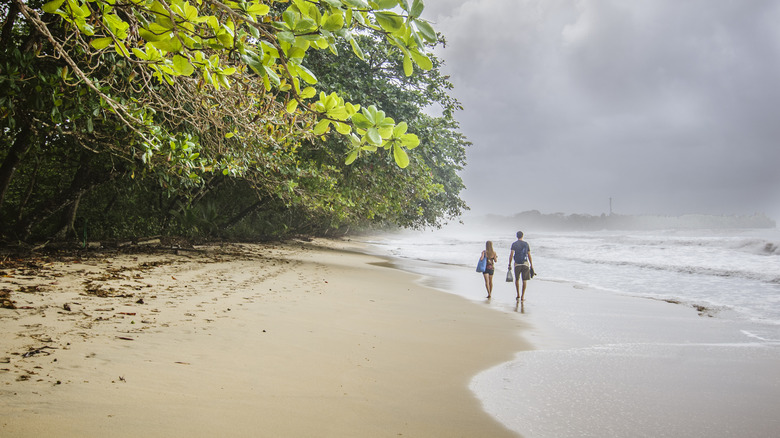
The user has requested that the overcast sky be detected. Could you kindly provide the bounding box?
[422,0,780,220]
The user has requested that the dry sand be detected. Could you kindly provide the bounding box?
[1,240,528,437]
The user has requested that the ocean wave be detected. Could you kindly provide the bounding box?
[552,255,780,285]
[536,232,780,256]
[731,239,780,256]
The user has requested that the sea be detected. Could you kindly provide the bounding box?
[357,223,780,437]
[362,224,780,328]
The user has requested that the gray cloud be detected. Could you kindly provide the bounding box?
[424,0,780,219]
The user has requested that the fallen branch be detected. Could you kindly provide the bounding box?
[22,345,57,358]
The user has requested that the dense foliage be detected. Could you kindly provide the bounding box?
[0,0,468,243]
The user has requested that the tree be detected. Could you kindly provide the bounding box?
[298,34,469,230]
[6,0,435,177]
[1,0,450,241]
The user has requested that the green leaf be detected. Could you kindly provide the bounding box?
[247,2,270,16]
[42,0,66,14]
[286,99,299,113]
[403,53,413,76]
[283,10,298,30]
[207,16,220,31]
[217,73,230,89]
[410,50,433,70]
[217,30,233,48]
[363,105,379,124]
[315,37,330,49]
[351,113,371,129]
[374,0,399,10]
[313,119,331,135]
[149,22,172,34]
[375,12,404,32]
[295,18,318,32]
[76,20,95,36]
[183,3,199,21]
[393,145,410,168]
[132,48,149,60]
[296,64,317,84]
[139,28,167,42]
[104,14,129,40]
[342,0,369,8]
[349,134,362,147]
[334,122,351,135]
[173,55,195,76]
[90,37,113,50]
[402,133,420,149]
[69,0,90,17]
[345,149,359,165]
[378,125,394,139]
[278,31,295,45]
[366,127,381,145]
[328,106,349,120]
[393,122,408,136]
[301,86,317,99]
[115,41,131,57]
[415,20,437,43]
[345,103,360,115]
[322,14,344,32]
[287,46,306,60]
[349,38,365,60]
[151,37,183,53]
[241,49,263,69]
[410,0,425,18]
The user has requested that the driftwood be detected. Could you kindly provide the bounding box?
[22,345,56,358]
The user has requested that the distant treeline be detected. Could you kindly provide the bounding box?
[478,211,777,231]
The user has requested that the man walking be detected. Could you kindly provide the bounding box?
[508,231,534,301]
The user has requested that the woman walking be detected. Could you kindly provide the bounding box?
[480,241,498,298]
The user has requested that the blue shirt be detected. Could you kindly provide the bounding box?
[511,240,530,264]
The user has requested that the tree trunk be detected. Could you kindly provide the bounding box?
[16,157,40,221]
[54,192,82,240]
[16,153,111,240]
[0,123,33,215]
[220,198,267,231]
[0,2,19,50]
[162,174,225,228]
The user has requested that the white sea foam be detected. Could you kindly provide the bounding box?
[367,225,780,327]
[363,224,780,437]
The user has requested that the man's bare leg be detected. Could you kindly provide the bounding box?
[520,280,527,301]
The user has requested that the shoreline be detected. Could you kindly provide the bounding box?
[376,248,780,438]
[472,279,780,437]
[359,236,780,437]
[1,240,528,437]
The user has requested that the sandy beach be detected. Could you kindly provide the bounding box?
[354,229,780,438]
[0,240,527,437]
[470,281,780,437]
[5,236,779,438]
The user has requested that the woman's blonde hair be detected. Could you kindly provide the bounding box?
[485,241,496,259]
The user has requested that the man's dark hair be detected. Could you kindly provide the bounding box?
[516,231,524,239]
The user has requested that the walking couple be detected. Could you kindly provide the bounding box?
[479,231,534,301]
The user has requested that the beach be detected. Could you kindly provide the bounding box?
[3,235,780,438]
[0,240,526,437]
[365,228,780,438]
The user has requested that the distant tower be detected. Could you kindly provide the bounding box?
[609,197,613,216]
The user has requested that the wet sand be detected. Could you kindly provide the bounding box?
[0,240,528,437]
[387,253,780,438]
